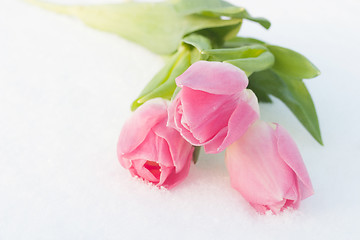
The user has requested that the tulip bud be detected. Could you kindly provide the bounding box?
[168,61,260,153]
[225,121,314,214]
[118,98,194,189]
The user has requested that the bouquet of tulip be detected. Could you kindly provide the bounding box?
[28,0,321,214]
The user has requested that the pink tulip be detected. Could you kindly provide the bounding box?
[117,98,194,189]
[167,61,259,154]
[225,121,314,214]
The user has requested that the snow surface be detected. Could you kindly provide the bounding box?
[1,0,360,239]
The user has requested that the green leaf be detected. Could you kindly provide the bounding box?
[247,81,272,103]
[225,51,274,74]
[182,34,212,61]
[217,8,270,29]
[203,45,275,75]
[183,14,241,37]
[204,44,268,60]
[249,70,323,144]
[171,0,234,14]
[224,37,265,48]
[223,39,321,79]
[27,0,179,54]
[171,0,271,29]
[27,0,242,55]
[132,53,180,110]
[266,45,321,79]
[210,22,242,42]
[182,34,212,52]
[192,22,242,50]
[131,46,191,111]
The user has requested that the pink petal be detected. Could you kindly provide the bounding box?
[249,203,268,214]
[225,121,296,206]
[153,131,174,168]
[121,131,159,169]
[204,127,228,153]
[180,87,239,143]
[176,61,248,95]
[284,185,300,210]
[157,166,174,187]
[144,161,161,179]
[161,151,192,189]
[131,159,159,183]
[268,199,287,214]
[153,118,194,173]
[168,93,202,145]
[205,90,259,153]
[166,93,179,130]
[275,125,314,200]
[118,98,168,156]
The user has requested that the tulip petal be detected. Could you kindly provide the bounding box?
[120,131,159,169]
[167,93,178,130]
[249,203,268,215]
[176,61,248,95]
[180,87,239,143]
[268,199,287,214]
[155,132,174,168]
[158,166,174,187]
[284,185,300,210]
[168,93,202,145]
[161,152,192,188]
[226,121,296,205]
[154,118,194,173]
[275,125,314,199]
[118,98,168,156]
[132,159,159,183]
[204,127,228,153]
[144,161,161,179]
[205,90,259,153]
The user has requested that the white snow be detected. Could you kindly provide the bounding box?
[1,0,360,239]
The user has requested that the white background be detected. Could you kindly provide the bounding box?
[1,0,360,239]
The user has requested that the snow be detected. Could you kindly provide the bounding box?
[1,0,360,239]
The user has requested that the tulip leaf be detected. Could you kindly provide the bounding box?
[247,81,272,103]
[225,51,275,74]
[194,23,242,49]
[27,0,243,55]
[223,37,265,48]
[204,44,268,59]
[266,45,321,79]
[217,9,270,30]
[132,53,180,110]
[203,45,275,75]
[249,70,323,144]
[171,0,271,29]
[182,34,213,52]
[184,14,242,35]
[211,23,242,42]
[171,0,235,14]
[131,47,191,111]
[224,39,321,79]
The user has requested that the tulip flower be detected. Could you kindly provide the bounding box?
[168,61,260,154]
[225,121,314,214]
[117,98,194,189]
